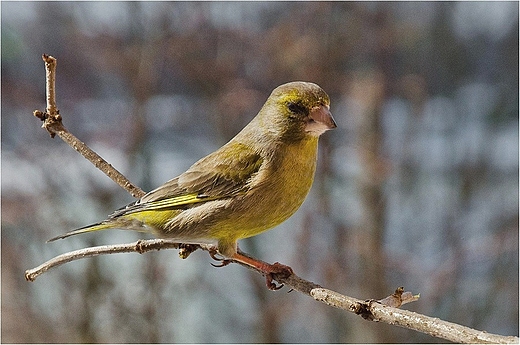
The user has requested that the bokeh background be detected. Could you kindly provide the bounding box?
[2,2,518,343]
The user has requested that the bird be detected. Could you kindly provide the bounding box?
[49,81,336,289]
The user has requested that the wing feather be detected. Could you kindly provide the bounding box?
[110,142,264,218]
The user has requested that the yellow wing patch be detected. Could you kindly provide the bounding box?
[126,193,211,214]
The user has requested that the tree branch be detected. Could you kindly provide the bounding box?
[28,55,519,344]
[310,288,519,344]
[24,239,517,344]
[25,239,183,281]
[33,54,145,199]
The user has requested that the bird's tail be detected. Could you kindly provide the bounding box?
[47,222,114,242]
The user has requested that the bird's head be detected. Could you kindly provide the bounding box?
[259,81,337,142]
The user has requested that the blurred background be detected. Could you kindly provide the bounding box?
[2,2,518,343]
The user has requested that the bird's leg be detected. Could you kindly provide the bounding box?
[208,244,294,290]
[230,249,294,290]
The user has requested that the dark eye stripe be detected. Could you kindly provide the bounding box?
[287,102,307,115]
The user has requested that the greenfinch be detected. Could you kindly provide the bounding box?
[49,81,336,289]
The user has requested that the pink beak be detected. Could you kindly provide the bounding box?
[306,105,337,135]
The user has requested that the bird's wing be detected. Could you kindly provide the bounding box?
[112,142,264,216]
[177,142,264,198]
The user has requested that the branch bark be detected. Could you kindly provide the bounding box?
[28,54,519,344]
[311,288,519,344]
[24,239,517,344]
[25,239,181,281]
[33,55,145,199]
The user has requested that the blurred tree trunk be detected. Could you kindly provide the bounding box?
[350,69,391,342]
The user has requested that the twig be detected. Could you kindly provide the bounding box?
[25,239,183,281]
[43,54,57,116]
[311,288,519,344]
[33,54,145,199]
[24,240,518,344]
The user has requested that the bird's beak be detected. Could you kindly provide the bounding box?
[306,105,337,135]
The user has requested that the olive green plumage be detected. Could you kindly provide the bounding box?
[49,81,336,258]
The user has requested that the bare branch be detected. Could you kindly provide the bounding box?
[43,54,58,116]
[311,288,518,344]
[25,239,184,281]
[33,54,145,199]
[25,240,518,344]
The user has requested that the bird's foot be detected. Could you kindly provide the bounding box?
[263,262,294,290]
[209,248,232,267]
[232,250,294,290]
[208,248,294,290]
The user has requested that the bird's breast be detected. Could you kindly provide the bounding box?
[229,137,320,237]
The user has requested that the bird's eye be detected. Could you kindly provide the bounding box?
[287,102,306,115]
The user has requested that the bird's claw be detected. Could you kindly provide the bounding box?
[266,273,284,290]
[264,262,293,291]
[211,260,231,268]
[209,248,231,267]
